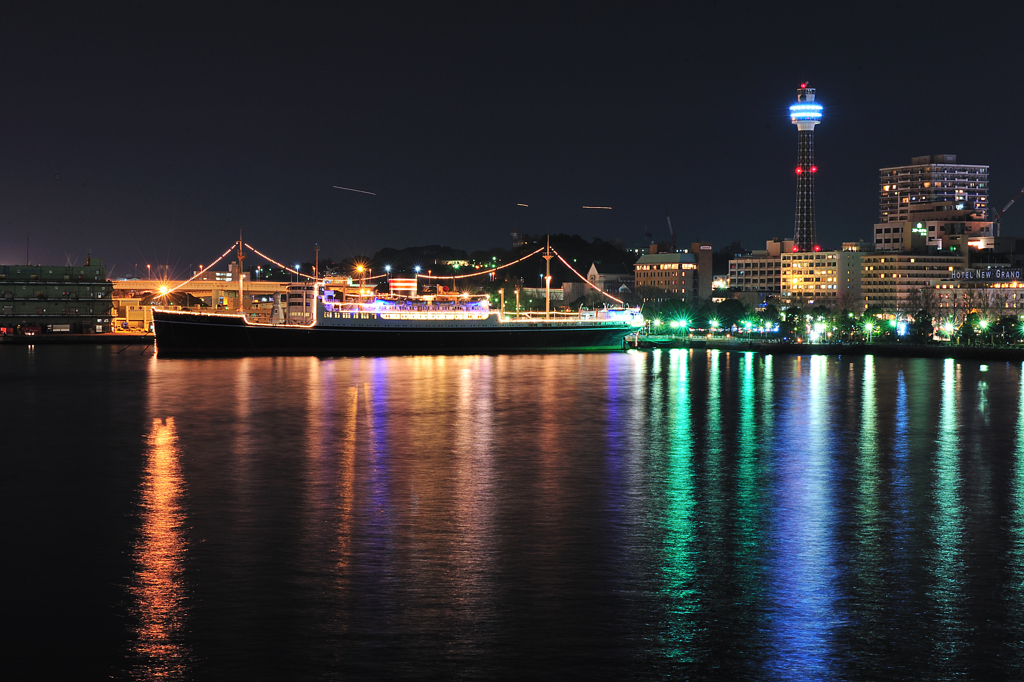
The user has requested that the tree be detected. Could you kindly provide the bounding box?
[910,310,933,343]
[960,312,979,345]
[996,315,1018,346]
[715,298,749,331]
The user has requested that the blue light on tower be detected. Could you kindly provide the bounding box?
[790,83,823,252]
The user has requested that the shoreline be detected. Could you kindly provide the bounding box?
[0,333,153,345]
[700,338,1024,362]
[5,334,1023,363]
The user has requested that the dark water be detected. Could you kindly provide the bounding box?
[5,345,1024,680]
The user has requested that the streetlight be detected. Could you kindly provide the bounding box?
[865,321,874,343]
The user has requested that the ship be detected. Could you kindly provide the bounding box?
[152,286,643,356]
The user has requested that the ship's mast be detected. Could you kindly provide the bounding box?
[544,235,553,317]
[237,231,245,312]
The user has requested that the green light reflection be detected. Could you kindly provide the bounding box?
[659,349,698,660]
[930,358,965,663]
[1010,362,1024,660]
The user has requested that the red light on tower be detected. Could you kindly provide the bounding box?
[811,166,818,173]
[793,246,799,252]
[814,245,821,252]
[795,167,803,174]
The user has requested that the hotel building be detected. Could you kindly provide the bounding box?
[860,252,967,311]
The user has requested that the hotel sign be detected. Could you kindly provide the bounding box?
[951,268,1022,281]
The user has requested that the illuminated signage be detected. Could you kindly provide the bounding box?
[951,268,1022,281]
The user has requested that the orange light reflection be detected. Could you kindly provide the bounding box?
[129,416,192,677]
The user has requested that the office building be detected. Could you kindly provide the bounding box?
[780,249,862,309]
[634,248,697,302]
[0,259,113,333]
[728,238,793,297]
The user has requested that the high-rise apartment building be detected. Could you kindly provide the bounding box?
[874,155,993,252]
[879,155,989,223]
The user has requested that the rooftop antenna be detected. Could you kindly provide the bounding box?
[665,208,676,252]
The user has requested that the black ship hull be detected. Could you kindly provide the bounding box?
[153,310,634,356]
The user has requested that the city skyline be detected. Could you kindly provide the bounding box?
[1,3,1021,276]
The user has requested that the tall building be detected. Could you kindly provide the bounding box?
[790,83,823,252]
[879,155,989,223]
[875,155,992,252]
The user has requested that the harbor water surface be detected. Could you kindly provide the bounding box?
[5,345,1024,680]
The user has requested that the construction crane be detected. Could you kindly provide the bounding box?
[993,184,1024,236]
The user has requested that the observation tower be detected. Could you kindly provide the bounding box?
[790,83,823,252]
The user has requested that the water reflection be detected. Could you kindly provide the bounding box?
[117,349,1024,679]
[129,416,192,679]
[767,355,839,680]
[930,359,966,673]
[660,349,698,660]
[1010,362,1024,674]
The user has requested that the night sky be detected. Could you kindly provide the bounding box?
[2,3,1021,278]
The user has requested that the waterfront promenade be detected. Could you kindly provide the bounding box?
[0,333,153,345]
[705,337,1024,362]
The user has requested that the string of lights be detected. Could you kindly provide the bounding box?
[158,244,238,297]
[244,243,319,281]
[416,246,545,280]
[550,249,624,305]
[161,240,627,308]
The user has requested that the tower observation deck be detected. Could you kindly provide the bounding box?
[790,83,823,252]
